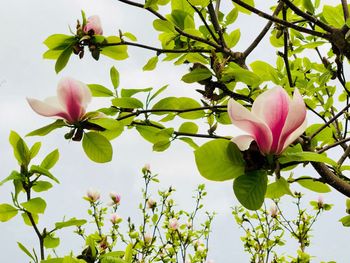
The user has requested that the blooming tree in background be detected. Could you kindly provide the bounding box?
[2,0,350,262]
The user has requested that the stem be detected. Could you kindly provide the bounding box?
[102,41,212,54]
[318,137,350,153]
[281,0,334,32]
[342,0,350,21]
[231,0,331,39]
[243,1,284,57]
[338,144,350,166]
[282,6,294,88]
[207,1,228,49]
[309,102,350,139]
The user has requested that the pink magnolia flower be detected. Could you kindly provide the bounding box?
[110,213,122,224]
[168,218,179,230]
[27,77,92,125]
[83,15,103,35]
[86,189,100,202]
[109,192,121,205]
[228,86,307,155]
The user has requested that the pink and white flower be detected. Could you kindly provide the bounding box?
[83,15,103,35]
[110,213,122,224]
[228,86,307,155]
[109,192,121,205]
[168,218,179,230]
[27,77,92,125]
[86,189,100,202]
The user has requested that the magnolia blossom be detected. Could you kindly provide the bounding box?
[228,86,307,155]
[27,77,92,124]
[86,189,100,202]
[168,218,179,230]
[83,15,103,35]
[109,192,121,205]
[147,198,157,209]
[110,213,122,224]
[144,233,153,244]
[269,204,278,218]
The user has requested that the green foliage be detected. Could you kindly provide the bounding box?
[195,139,245,181]
[82,132,113,163]
[21,198,47,214]
[0,204,18,222]
[233,170,267,210]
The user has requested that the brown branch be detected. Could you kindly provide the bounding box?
[338,144,350,166]
[342,0,350,21]
[299,139,350,197]
[243,1,284,57]
[207,1,228,49]
[282,6,293,88]
[281,0,334,32]
[102,41,212,54]
[309,102,350,139]
[231,0,331,39]
[317,137,350,153]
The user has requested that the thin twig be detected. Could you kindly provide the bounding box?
[243,1,284,57]
[342,0,350,21]
[317,137,350,153]
[281,0,334,32]
[338,144,350,166]
[207,1,228,49]
[231,0,331,39]
[102,41,212,54]
[309,102,350,139]
[282,6,294,87]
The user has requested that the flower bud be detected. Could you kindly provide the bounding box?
[144,233,153,244]
[86,189,100,202]
[109,192,121,205]
[168,218,179,231]
[147,198,157,209]
[269,204,278,218]
[142,163,151,174]
[83,15,103,35]
[110,213,122,224]
[317,195,324,209]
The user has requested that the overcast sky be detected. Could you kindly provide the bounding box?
[0,0,349,262]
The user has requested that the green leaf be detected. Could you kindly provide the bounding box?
[225,8,239,25]
[55,45,73,73]
[55,217,87,230]
[188,0,209,7]
[303,0,315,13]
[222,62,261,86]
[29,142,41,159]
[250,60,279,84]
[41,149,60,170]
[43,34,76,49]
[121,88,153,98]
[110,66,120,90]
[266,177,294,199]
[44,234,60,249]
[26,120,66,136]
[0,204,18,222]
[278,152,337,166]
[149,85,169,102]
[179,122,198,133]
[82,132,113,163]
[88,84,114,97]
[181,68,212,83]
[136,125,163,144]
[179,137,198,149]
[101,36,128,60]
[171,0,194,14]
[9,131,30,165]
[124,243,133,262]
[32,181,53,192]
[233,170,268,210]
[17,242,35,261]
[322,5,344,27]
[296,177,331,193]
[21,212,39,226]
[153,19,176,32]
[112,97,143,109]
[234,0,255,14]
[88,118,124,140]
[195,140,245,181]
[340,215,350,227]
[30,165,60,183]
[143,56,159,71]
[224,29,241,48]
[123,32,137,41]
[21,197,46,214]
[0,171,21,186]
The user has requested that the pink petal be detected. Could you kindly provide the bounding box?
[57,77,91,123]
[231,135,255,151]
[252,86,290,153]
[27,97,70,120]
[228,99,272,154]
[84,16,103,35]
[277,88,307,153]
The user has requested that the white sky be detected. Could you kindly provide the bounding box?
[0,0,349,262]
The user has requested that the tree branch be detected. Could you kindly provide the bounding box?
[342,0,350,21]
[281,0,334,32]
[231,0,331,39]
[243,1,284,58]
